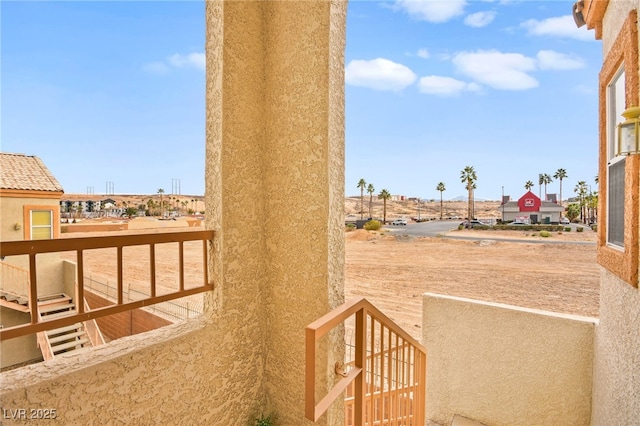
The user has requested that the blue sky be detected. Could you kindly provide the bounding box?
[2,1,601,201]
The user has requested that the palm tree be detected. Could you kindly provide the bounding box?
[541,173,553,200]
[357,179,367,220]
[436,182,446,220]
[157,188,165,218]
[524,180,534,191]
[460,166,477,221]
[538,174,544,199]
[574,181,588,223]
[554,168,568,206]
[378,189,391,224]
[366,183,375,219]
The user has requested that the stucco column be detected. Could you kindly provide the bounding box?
[205,1,346,424]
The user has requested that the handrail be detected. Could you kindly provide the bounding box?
[305,298,427,425]
[0,261,30,299]
[0,230,214,341]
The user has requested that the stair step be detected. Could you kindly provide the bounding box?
[48,330,85,344]
[39,302,75,314]
[46,323,83,336]
[37,294,71,304]
[40,309,77,321]
[51,338,89,353]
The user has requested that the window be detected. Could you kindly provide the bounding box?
[30,210,53,240]
[597,9,639,287]
[606,68,625,248]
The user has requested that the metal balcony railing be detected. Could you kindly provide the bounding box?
[306,298,427,426]
[0,230,214,341]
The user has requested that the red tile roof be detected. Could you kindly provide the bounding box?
[0,152,64,192]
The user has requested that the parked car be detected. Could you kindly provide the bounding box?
[560,217,570,225]
[460,220,487,228]
[391,219,407,226]
[510,221,527,225]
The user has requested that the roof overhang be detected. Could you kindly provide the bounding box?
[0,189,64,199]
[579,0,609,40]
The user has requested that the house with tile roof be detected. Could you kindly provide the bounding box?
[0,152,67,368]
[0,152,64,242]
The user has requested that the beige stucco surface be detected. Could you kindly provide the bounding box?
[1,1,347,424]
[1,196,64,297]
[592,269,640,424]
[590,2,640,424]
[422,293,596,426]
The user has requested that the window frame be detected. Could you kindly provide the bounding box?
[597,10,639,287]
[23,205,60,240]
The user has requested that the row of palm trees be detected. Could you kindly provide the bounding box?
[152,188,200,217]
[357,179,392,222]
[523,170,598,223]
[523,169,569,203]
[357,166,475,224]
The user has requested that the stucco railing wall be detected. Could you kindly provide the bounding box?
[422,292,596,426]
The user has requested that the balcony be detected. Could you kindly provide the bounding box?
[0,231,214,351]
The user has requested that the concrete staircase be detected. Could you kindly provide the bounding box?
[36,294,91,361]
[0,290,29,312]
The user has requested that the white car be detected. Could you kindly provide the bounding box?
[391,219,407,226]
[560,217,570,225]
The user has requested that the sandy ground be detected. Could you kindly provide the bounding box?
[61,219,599,343]
[345,228,599,341]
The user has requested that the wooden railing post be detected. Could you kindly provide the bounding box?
[354,307,365,426]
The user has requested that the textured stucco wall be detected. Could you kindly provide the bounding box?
[0,309,42,369]
[591,2,640,424]
[423,293,596,426]
[1,1,347,424]
[206,1,346,423]
[1,196,64,297]
[592,269,640,424]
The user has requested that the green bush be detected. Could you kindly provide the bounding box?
[564,227,571,232]
[539,231,551,238]
[591,224,598,232]
[458,224,464,230]
[256,414,275,426]
[345,223,356,232]
[576,226,584,233]
[364,219,381,231]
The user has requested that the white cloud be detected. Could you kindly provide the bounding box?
[345,58,417,92]
[536,50,585,70]
[452,49,538,90]
[142,61,170,75]
[521,15,593,41]
[464,11,496,28]
[167,53,206,70]
[417,48,430,59]
[143,52,205,74]
[418,75,481,97]
[396,0,467,23]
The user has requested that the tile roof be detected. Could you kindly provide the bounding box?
[0,152,64,192]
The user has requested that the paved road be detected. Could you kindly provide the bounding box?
[383,220,596,246]
[383,220,459,237]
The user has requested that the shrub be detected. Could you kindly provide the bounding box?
[539,231,551,238]
[256,414,275,426]
[364,219,381,231]
[458,224,464,230]
[564,227,571,232]
[345,223,356,232]
[576,227,584,233]
[591,224,598,232]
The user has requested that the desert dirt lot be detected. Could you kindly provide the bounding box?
[345,228,599,341]
[62,222,600,342]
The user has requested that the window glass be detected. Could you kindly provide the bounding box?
[606,67,625,248]
[31,210,53,240]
